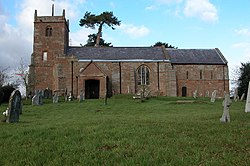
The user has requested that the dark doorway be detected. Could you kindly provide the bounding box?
[182,87,187,97]
[85,80,100,99]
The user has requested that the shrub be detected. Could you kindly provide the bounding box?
[0,85,15,104]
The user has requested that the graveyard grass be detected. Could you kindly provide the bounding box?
[0,95,250,165]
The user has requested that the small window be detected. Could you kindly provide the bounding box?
[45,26,52,36]
[137,65,150,85]
[200,70,203,79]
[43,52,47,61]
[186,71,189,79]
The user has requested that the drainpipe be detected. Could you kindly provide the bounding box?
[157,62,160,94]
[71,61,74,97]
[76,76,78,97]
[223,65,226,92]
[119,62,122,94]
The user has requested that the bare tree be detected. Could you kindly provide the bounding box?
[0,67,9,87]
[15,58,29,98]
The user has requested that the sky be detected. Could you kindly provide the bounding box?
[0,0,250,85]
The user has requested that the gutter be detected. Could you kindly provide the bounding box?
[78,59,170,62]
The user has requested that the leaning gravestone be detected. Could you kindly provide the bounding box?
[220,94,231,122]
[245,82,250,112]
[240,93,245,101]
[211,90,217,102]
[5,90,22,123]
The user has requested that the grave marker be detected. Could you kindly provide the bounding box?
[211,90,217,102]
[245,82,250,112]
[6,90,22,123]
[220,94,231,122]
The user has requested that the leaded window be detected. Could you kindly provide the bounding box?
[137,65,150,85]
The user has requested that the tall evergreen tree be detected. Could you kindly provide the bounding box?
[237,62,250,98]
[84,33,112,47]
[79,11,121,47]
[153,42,178,49]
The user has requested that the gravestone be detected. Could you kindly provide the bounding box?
[193,90,197,99]
[245,82,250,112]
[64,88,68,102]
[32,90,43,105]
[220,94,231,122]
[211,90,217,102]
[53,92,59,103]
[68,91,73,101]
[205,90,210,97]
[79,90,84,102]
[234,88,239,102]
[43,88,49,99]
[5,90,22,123]
[240,93,245,101]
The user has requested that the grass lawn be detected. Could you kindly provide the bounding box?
[0,95,250,165]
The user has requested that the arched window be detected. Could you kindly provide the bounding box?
[137,65,150,85]
[45,26,52,36]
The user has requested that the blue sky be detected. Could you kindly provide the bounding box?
[0,0,250,84]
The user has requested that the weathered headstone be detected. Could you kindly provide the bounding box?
[193,90,197,99]
[205,90,210,97]
[220,94,231,122]
[240,93,245,101]
[79,90,84,102]
[5,90,22,123]
[211,90,217,102]
[245,82,250,112]
[44,88,49,99]
[32,90,43,105]
[234,88,239,102]
[53,92,59,103]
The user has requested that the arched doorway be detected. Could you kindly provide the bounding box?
[182,87,187,97]
[85,80,100,99]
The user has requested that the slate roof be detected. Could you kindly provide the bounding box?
[67,46,227,64]
[67,47,167,61]
[167,48,227,64]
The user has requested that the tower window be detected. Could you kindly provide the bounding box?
[137,65,150,85]
[43,51,47,61]
[45,26,52,36]
[186,71,189,79]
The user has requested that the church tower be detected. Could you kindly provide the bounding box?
[29,8,69,92]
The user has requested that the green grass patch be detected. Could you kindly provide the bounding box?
[0,96,250,165]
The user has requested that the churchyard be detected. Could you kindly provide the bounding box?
[0,95,249,165]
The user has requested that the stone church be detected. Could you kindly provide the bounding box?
[29,9,229,99]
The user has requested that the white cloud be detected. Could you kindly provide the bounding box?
[118,23,150,39]
[235,27,250,37]
[145,5,158,11]
[0,13,31,69]
[109,2,116,8]
[232,42,250,60]
[0,0,87,70]
[183,0,218,22]
[69,28,96,46]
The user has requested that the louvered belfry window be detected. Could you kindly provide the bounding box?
[45,26,52,36]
